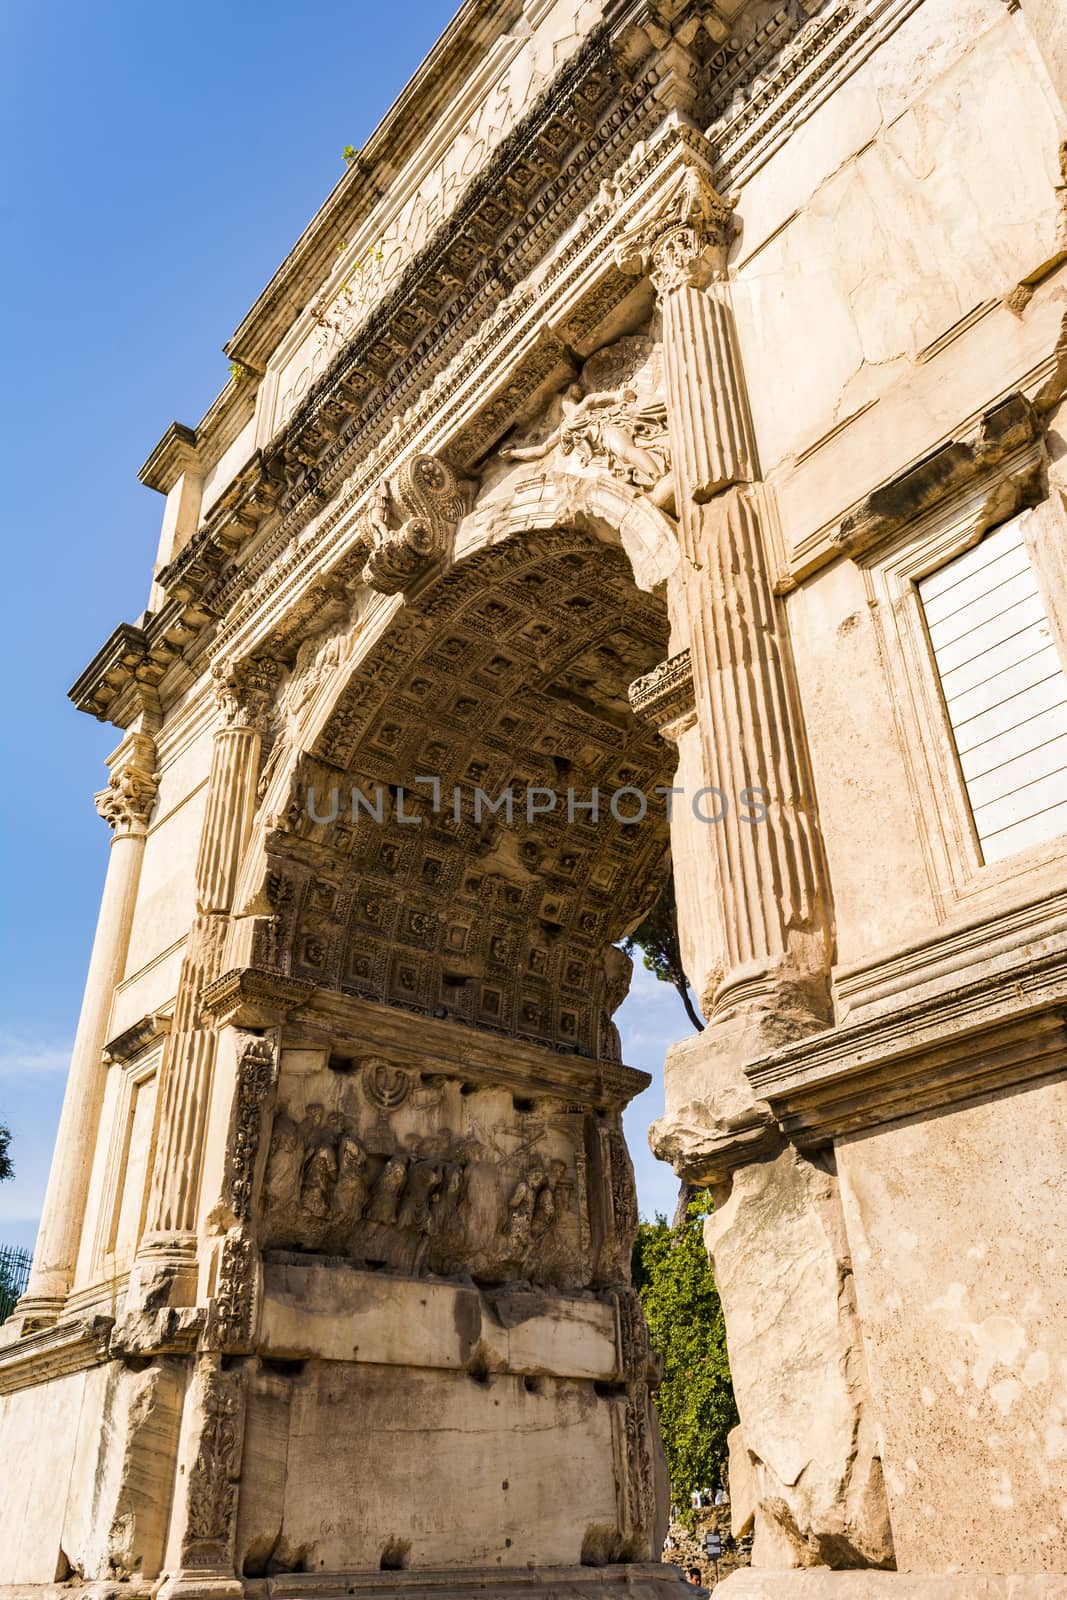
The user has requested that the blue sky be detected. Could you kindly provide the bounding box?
[0,0,684,1248]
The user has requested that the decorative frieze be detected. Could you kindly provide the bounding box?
[257,1057,597,1290]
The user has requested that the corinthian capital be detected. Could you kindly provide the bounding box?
[94,733,159,835]
[212,656,283,735]
[616,158,735,294]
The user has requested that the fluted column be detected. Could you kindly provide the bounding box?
[624,143,892,1567]
[18,734,158,1323]
[135,659,280,1297]
[620,149,831,1028]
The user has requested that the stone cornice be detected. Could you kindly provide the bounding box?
[73,0,903,728]
[223,0,530,375]
[204,970,652,1109]
[0,1314,113,1396]
[69,600,210,722]
[628,648,695,727]
[138,421,199,495]
[104,1010,172,1065]
[747,946,1067,1145]
[201,967,318,1028]
[835,392,1044,560]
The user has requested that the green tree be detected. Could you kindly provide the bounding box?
[623,874,704,1033]
[633,1191,737,1499]
[0,1124,20,1320]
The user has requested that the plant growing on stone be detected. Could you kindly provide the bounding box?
[623,873,704,1032]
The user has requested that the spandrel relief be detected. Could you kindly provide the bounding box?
[259,1056,612,1290]
[500,335,674,511]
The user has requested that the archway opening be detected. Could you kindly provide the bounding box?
[262,527,676,1062]
[232,528,679,1575]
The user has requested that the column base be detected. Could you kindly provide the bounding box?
[156,1575,244,1600]
[649,1010,784,1185]
[715,1573,1067,1598]
[1,1296,63,1342]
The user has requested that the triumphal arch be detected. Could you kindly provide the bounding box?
[3,0,1067,1593]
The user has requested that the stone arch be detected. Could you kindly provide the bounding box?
[461,466,681,598]
[234,507,679,1062]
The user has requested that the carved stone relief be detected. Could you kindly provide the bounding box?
[210,1034,277,1350]
[181,1358,245,1571]
[502,336,674,511]
[258,1057,633,1291]
[360,453,474,594]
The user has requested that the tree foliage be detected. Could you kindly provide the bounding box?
[623,875,704,1033]
[632,1192,737,1497]
[0,1123,11,1184]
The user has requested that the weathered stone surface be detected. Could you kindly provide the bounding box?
[729,1424,758,1541]
[836,1077,1067,1575]
[704,1152,893,1570]
[715,1574,1067,1599]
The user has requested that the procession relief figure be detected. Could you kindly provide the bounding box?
[397,1139,444,1232]
[261,1112,301,1227]
[366,1152,409,1226]
[427,1156,468,1270]
[532,1158,566,1241]
[331,1130,370,1229]
[504,1161,546,1256]
[300,1125,337,1223]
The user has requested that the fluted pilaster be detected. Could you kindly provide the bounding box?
[621,147,831,1022]
[137,659,280,1278]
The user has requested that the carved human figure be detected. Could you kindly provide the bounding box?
[367,1152,408,1225]
[261,1112,302,1223]
[502,384,667,488]
[397,1141,443,1233]
[332,1129,370,1228]
[531,1158,567,1240]
[300,1137,337,1221]
[298,1102,327,1152]
[431,1158,467,1235]
[364,478,393,541]
[504,1161,546,1254]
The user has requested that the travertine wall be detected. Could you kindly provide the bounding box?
[837,1078,1067,1573]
